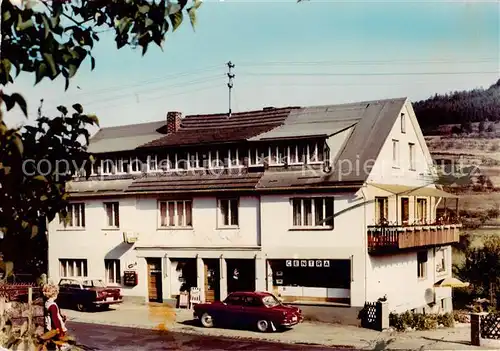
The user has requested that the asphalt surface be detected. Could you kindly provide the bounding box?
[67,322,356,351]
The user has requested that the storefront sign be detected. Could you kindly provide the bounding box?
[123,270,138,287]
[285,259,331,268]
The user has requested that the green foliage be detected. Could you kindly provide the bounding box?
[0,100,97,247]
[454,234,500,299]
[389,311,454,331]
[0,0,201,90]
[414,79,500,130]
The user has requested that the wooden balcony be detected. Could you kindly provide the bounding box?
[367,224,461,255]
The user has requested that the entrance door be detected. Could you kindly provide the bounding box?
[204,259,220,302]
[400,197,409,225]
[147,258,162,303]
[226,259,256,293]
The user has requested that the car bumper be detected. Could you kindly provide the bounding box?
[281,316,303,327]
[94,299,123,305]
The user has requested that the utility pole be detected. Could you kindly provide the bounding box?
[226,61,235,117]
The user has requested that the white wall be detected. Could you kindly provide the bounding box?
[367,102,434,188]
[136,196,260,248]
[260,193,366,307]
[366,246,453,313]
[48,195,261,298]
[47,198,143,297]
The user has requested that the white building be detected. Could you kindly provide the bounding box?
[48,98,461,322]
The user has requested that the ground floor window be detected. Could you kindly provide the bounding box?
[105,259,121,284]
[269,259,350,289]
[59,259,88,277]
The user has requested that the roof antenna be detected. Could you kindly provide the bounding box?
[226,61,235,117]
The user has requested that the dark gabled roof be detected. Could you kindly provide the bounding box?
[139,107,300,148]
[326,98,408,182]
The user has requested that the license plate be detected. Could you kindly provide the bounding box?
[106,297,114,302]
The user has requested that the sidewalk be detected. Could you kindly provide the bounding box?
[62,303,497,350]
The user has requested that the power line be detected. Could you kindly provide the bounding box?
[238,58,499,66]
[41,64,223,104]
[94,82,222,113]
[43,75,225,111]
[238,70,499,77]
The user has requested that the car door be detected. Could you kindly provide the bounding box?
[219,294,245,326]
[240,296,265,326]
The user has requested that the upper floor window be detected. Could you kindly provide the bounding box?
[401,113,406,133]
[188,152,200,169]
[159,200,192,228]
[268,146,285,166]
[291,197,334,229]
[175,152,188,170]
[248,148,263,167]
[61,203,85,228]
[105,259,121,284]
[417,251,427,279]
[130,157,141,173]
[435,248,447,274]
[117,158,130,173]
[147,155,158,172]
[91,160,101,175]
[60,259,87,277]
[306,143,324,164]
[416,198,427,224]
[227,149,240,168]
[218,198,239,227]
[409,143,416,170]
[158,154,172,171]
[208,150,223,169]
[392,139,399,168]
[102,159,116,175]
[375,197,388,225]
[104,202,119,228]
[287,145,302,165]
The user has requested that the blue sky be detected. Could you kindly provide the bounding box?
[5,0,500,128]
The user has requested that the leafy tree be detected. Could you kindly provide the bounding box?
[454,235,500,302]
[0,0,201,274]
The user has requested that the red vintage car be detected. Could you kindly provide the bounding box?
[193,291,303,332]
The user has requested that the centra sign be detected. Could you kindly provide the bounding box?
[285,259,330,268]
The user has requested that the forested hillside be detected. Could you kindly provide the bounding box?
[414,79,500,131]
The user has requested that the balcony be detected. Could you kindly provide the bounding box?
[367,221,461,255]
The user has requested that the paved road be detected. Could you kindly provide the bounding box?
[67,322,356,351]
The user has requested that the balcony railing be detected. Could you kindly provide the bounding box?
[367,222,461,255]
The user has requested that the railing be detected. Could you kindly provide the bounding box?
[367,223,461,254]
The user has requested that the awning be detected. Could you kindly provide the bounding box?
[369,183,458,198]
[434,277,469,288]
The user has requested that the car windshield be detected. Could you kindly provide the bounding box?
[262,295,281,308]
[82,279,106,288]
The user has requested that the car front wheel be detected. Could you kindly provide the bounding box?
[256,319,269,332]
[200,312,214,328]
[76,303,86,312]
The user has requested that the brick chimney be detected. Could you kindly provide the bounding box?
[166,111,182,133]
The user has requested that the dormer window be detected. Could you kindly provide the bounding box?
[208,150,223,169]
[248,148,263,167]
[287,145,301,165]
[175,152,188,171]
[269,146,285,166]
[188,152,200,169]
[228,149,241,168]
[307,143,324,164]
[117,159,129,173]
[158,154,172,171]
[130,157,141,173]
[101,159,115,175]
[147,155,158,172]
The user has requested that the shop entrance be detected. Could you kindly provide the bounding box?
[226,259,256,293]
